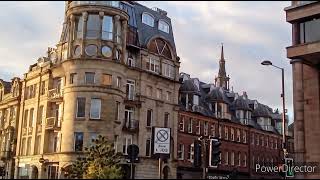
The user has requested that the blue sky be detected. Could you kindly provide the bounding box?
[0,1,293,122]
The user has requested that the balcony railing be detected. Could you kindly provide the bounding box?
[127,26,139,47]
[48,88,63,101]
[126,89,135,101]
[122,119,139,133]
[46,117,61,130]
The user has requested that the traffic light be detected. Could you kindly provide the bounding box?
[193,139,202,167]
[285,158,294,177]
[209,138,221,168]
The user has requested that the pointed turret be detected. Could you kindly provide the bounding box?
[215,43,230,91]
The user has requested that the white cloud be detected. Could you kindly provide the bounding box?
[0,1,294,122]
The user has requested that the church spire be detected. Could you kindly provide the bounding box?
[215,43,230,91]
[221,43,224,61]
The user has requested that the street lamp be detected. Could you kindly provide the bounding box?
[261,60,287,157]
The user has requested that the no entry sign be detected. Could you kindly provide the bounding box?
[153,127,171,155]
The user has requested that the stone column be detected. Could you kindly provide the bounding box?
[81,12,88,56]
[291,59,305,179]
[121,20,128,64]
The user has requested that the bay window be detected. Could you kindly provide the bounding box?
[86,14,100,39]
[74,15,83,39]
[102,16,113,40]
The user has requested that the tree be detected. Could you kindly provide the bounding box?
[65,135,124,179]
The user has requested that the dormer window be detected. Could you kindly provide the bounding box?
[193,95,199,106]
[142,12,154,27]
[158,20,169,33]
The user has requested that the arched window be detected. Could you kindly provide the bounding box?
[142,13,154,27]
[158,20,169,33]
[148,38,172,59]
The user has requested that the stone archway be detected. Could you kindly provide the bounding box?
[31,165,38,179]
[163,166,170,179]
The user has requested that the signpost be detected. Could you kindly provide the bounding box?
[152,127,171,179]
[127,144,139,179]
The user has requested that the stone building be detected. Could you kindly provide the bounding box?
[7,1,180,179]
[0,78,21,179]
[176,46,284,179]
[285,1,320,178]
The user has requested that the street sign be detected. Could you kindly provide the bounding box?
[153,127,171,155]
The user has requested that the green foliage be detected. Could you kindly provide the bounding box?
[65,135,124,179]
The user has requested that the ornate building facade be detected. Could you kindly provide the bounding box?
[0,78,21,179]
[176,45,287,179]
[0,1,180,179]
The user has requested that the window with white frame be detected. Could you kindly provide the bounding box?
[231,152,235,166]
[225,151,229,165]
[102,15,113,40]
[236,129,240,142]
[163,63,174,78]
[179,116,185,132]
[225,127,228,140]
[230,128,234,141]
[197,121,201,135]
[122,135,132,155]
[188,144,194,162]
[147,58,160,73]
[158,20,170,33]
[116,77,121,88]
[188,118,193,133]
[243,130,247,143]
[166,91,171,101]
[90,98,101,119]
[147,109,153,127]
[193,95,199,106]
[126,80,135,100]
[238,152,241,166]
[178,144,184,160]
[211,124,215,137]
[115,101,120,121]
[142,12,154,27]
[204,121,208,136]
[156,88,162,99]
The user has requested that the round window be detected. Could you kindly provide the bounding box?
[102,46,112,58]
[85,45,97,57]
[74,45,81,57]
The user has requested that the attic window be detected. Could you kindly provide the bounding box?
[148,38,172,59]
[142,12,154,27]
[193,95,199,106]
[158,20,169,33]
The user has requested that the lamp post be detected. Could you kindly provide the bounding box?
[261,60,287,157]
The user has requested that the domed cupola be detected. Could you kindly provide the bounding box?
[56,1,129,64]
[232,96,251,111]
[252,103,272,118]
[206,87,229,103]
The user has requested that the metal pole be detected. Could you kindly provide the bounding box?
[130,162,134,179]
[281,68,286,153]
[202,139,206,179]
[159,157,162,179]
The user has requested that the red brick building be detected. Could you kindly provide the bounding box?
[176,46,284,179]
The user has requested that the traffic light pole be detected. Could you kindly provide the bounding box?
[202,139,207,179]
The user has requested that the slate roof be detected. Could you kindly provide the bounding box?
[179,73,283,135]
[0,79,11,94]
[121,1,177,53]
